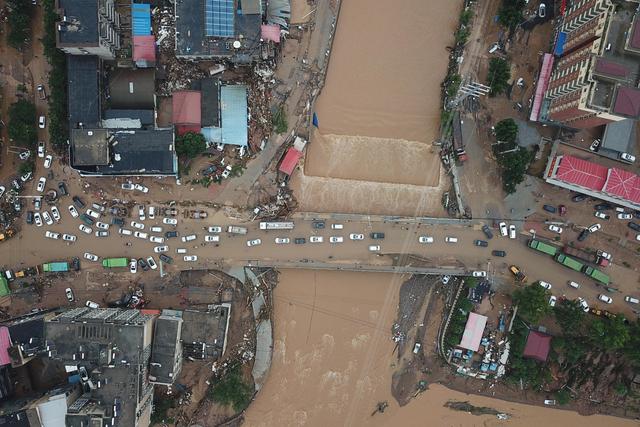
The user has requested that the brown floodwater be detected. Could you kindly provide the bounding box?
[243,269,636,427]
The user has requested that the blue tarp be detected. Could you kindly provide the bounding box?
[554,31,567,56]
[220,85,248,146]
[312,112,318,127]
[132,3,151,36]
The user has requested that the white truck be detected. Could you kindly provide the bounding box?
[227,225,248,235]
[259,221,295,230]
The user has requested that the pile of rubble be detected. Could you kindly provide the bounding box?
[252,187,296,219]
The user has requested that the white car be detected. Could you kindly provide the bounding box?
[620,152,636,163]
[86,301,99,309]
[138,205,146,221]
[43,155,52,169]
[154,245,168,253]
[119,228,133,236]
[247,238,262,247]
[0,186,4,198]
[418,236,434,244]
[65,288,74,302]
[131,221,145,230]
[96,221,110,230]
[207,226,223,233]
[45,230,60,240]
[578,297,589,312]
[617,213,632,220]
[588,223,601,233]
[150,226,163,233]
[597,250,612,260]
[121,182,134,190]
[349,233,365,240]
[95,230,109,237]
[34,213,43,227]
[50,206,61,222]
[146,256,157,270]
[204,235,220,242]
[442,275,451,285]
[472,270,487,277]
[86,209,100,219]
[148,206,155,220]
[37,142,45,157]
[548,295,557,307]
[38,115,46,129]
[309,236,323,243]
[368,245,381,252]
[36,177,46,192]
[508,225,516,239]
[42,211,53,225]
[84,252,99,262]
[539,281,552,290]
[598,294,613,304]
[568,281,581,289]
[637,234,640,241]
[130,260,137,274]
[62,233,77,242]
[329,236,343,243]
[79,224,92,234]
[163,217,178,225]
[594,211,608,219]
[150,235,165,244]
[275,237,290,244]
[499,222,508,237]
[68,205,79,218]
[134,183,149,193]
[134,231,148,239]
[184,255,198,262]
[548,225,563,234]
[181,234,197,242]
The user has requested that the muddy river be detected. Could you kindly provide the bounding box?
[244,269,636,427]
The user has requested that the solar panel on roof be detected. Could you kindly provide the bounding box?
[205,0,235,37]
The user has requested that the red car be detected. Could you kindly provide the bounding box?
[558,205,567,216]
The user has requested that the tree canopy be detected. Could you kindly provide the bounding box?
[487,58,511,97]
[495,118,518,143]
[8,99,37,147]
[553,299,586,336]
[497,0,527,31]
[497,147,532,194]
[7,0,32,49]
[589,316,629,351]
[209,366,253,412]
[176,132,207,159]
[512,283,550,323]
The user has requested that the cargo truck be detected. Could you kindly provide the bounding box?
[259,221,295,230]
[42,262,70,273]
[563,246,609,267]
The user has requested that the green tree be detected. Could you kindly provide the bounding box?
[7,0,32,49]
[460,9,473,27]
[446,74,462,98]
[176,132,206,159]
[497,147,532,194]
[555,389,571,405]
[272,106,288,134]
[487,58,511,96]
[623,321,640,365]
[512,283,549,323]
[498,0,526,30]
[18,161,34,176]
[589,316,629,351]
[8,99,37,147]
[553,299,586,336]
[209,365,253,412]
[494,118,518,143]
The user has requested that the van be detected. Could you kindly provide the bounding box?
[176,248,187,254]
[368,245,381,252]
[568,281,580,289]
[542,204,557,213]
[4,270,14,281]
[625,296,639,304]
[445,236,458,243]
[151,226,163,233]
[488,43,499,54]
[331,224,343,230]
[119,228,132,236]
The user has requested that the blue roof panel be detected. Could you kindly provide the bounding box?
[220,85,248,146]
[132,3,151,36]
[205,0,235,37]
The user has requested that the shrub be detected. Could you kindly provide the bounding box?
[272,106,288,134]
[176,132,207,159]
[487,58,511,97]
[209,366,253,412]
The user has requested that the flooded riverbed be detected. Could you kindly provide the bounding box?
[244,269,636,427]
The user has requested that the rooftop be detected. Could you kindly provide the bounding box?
[601,119,635,153]
[67,55,101,128]
[181,307,230,359]
[220,85,248,146]
[149,314,183,385]
[612,86,640,118]
[70,128,110,166]
[192,78,220,127]
[108,68,155,110]
[56,0,99,46]
[523,330,552,362]
[458,312,487,353]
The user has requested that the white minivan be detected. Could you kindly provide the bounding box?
[331,224,343,230]
[625,296,639,304]
[445,236,458,243]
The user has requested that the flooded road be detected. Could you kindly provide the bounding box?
[296,0,461,214]
[244,269,636,427]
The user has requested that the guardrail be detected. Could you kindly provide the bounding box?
[234,259,468,275]
[291,212,475,226]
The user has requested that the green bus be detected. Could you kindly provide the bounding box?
[555,254,584,272]
[102,258,129,268]
[582,266,610,286]
[528,239,558,256]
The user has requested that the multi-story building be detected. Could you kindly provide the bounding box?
[55,0,121,59]
[542,0,640,128]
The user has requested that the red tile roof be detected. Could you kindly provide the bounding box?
[523,330,551,362]
[630,16,640,50]
[0,327,11,366]
[555,155,608,191]
[459,312,487,352]
[278,148,302,175]
[604,168,640,204]
[594,58,629,79]
[172,91,202,126]
[133,35,156,64]
[613,86,640,118]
